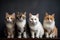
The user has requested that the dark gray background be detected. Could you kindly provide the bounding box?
[0,0,60,38]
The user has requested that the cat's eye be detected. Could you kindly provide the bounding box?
[47,18,49,20]
[35,19,36,20]
[50,18,52,20]
[31,18,33,20]
[11,18,13,19]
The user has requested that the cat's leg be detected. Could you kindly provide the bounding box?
[45,32,49,38]
[18,32,22,38]
[31,31,35,38]
[50,32,56,38]
[7,32,11,38]
[11,33,14,38]
[23,31,27,38]
[36,31,40,38]
[39,30,44,38]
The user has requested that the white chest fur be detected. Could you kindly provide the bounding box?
[16,20,26,28]
[43,21,55,31]
[29,22,44,31]
[6,23,14,29]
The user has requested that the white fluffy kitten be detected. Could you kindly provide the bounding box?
[29,13,44,38]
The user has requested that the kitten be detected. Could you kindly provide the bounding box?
[43,12,58,38]
[16,12,27,38]
[29,13,44,38]
[5,13,15,38]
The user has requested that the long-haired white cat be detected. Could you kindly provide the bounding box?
[5,13,15,38]
[16,12,27,38]
[43,12,58,38]
[29,13,44,38]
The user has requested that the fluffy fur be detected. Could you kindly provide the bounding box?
[16,12,27,38]
[43,12,58,38]
[5,13,15,38]
[29,13,44,38]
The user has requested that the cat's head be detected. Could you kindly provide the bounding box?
[16,12,26,21]
[29,13,39,24]
[5,13,15,23]
[44,12,55,23]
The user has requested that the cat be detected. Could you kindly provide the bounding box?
[29,13,44,38]
[43,12,58,38]
[5,13,15,38]
[16,12,27,38]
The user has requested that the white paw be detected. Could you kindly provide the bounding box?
[11,35,14,38]
[46,35,49,38]
[50,34,53,38]
[40,36,43,38]
[7,36,10,38]
[32,36,35,38]
[18,36,21,38]
[23,32,27,38]
[36,36,39,38]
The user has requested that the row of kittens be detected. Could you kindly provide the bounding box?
[5,12,58,38]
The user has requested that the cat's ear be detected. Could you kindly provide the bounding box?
[29,13,32,17]
[52,14,55,17]
[45,12,48,16]
[6,12,9,16]
[36,13,39,17]
[12,13,15,16]
[24,12,26,15]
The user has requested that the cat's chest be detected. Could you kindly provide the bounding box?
[44,23,55,30]
[30,24,39,31]
[16,21,26,27]
[6,23,14,29]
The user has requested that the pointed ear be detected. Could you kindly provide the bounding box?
[6,12,9,16]
[29,13,32,17]
[12,13,15,16]
[36,13,39,17]
[24,12,26,15]
[52,14,55,17]
[45,12,48,16]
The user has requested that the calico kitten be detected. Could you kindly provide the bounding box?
[5,13,15,38]
[43,12,58,38]
[29,13,44,38]
[16,12,27,38]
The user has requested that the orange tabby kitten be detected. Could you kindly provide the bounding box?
[43,12,58,38]
[5,13,15,38]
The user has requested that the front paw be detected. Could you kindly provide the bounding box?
[46,35,49,38]
[36,35,39,38]
[7,36,10,38]
[18,36,21,38]
[31,36,35,38]
[50,34,54,38]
